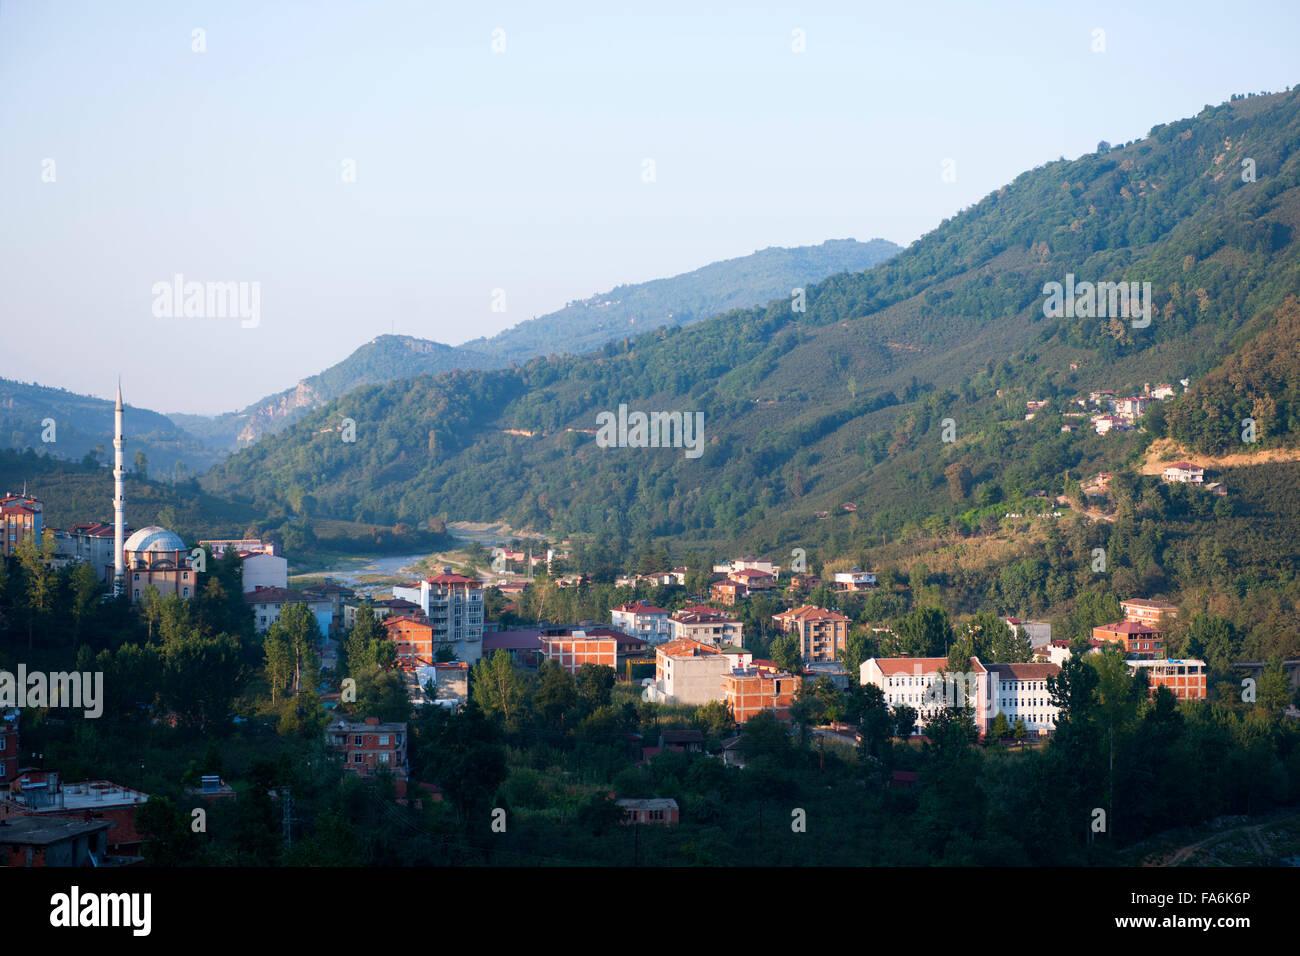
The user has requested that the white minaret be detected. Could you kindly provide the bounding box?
[113,380,126,595]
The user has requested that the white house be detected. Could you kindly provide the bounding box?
[1162,462,1205,484]
[833,569,877,591]
[244,586,333,636]
[610,600,672,643]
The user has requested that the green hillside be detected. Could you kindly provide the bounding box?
[170,238,900,449]
[0,379,224,475]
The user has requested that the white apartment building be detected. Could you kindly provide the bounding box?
[610,600,672,643]
[667,606,744,647]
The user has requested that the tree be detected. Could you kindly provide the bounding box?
[575,663,616,710]
[892,607,953,657]
[1257,655,1291,720]
[696,699,735,741]
[263,603,320,702]
[16,531,58,649]
[737,709,790,762]
[892,703,918,738]
[133,450,149,479]
[533,660,577,728]
[471,650,524,726]
[769,633,802,674]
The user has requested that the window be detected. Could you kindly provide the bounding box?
[379,735,389,746]
[353,736,362,746]
[353,754,363,763]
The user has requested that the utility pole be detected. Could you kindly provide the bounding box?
[633,822,639,867]
[283,786,293,845]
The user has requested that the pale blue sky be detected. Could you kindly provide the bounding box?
[1,0,1296,414]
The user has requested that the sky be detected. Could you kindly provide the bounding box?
[1,1,1297,415]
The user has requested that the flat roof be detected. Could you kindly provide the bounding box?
[0,816,112,845]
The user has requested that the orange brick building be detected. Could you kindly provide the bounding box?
[1129,658,1207,701]
[1121,598,1179,627]
[722,661,799,723]
[0,494,42,558]
[539,629,617,674]
[382,615,435,668]
[328,717,409,797]
[1093,621,1164,658]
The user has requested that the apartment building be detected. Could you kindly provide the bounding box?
[0,494,42,558]
[772,605,851,663]
[1120,598,1179,627]
[611,600,672,643]
[646,638,751,706]
[392,571,485,665]
[539,629,618,675]
[328,717,408,797]
[722,661,799,723]
[1092,621,1164,658]
[667,606,744,647]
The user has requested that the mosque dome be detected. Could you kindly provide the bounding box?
[124,526,187,553]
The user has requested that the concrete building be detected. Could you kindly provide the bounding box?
[53,522,120,582]
[392,571,485,664]
[199,538,278,557]
[539,629,617,675]
[382,615,437,668]
[240,551,289,593]
[645,638,750,706]
[0,816,113,867]
[1001,618,1052,649]
[713,558,779,577]
[0,771,149,854]
[1120,598,1179,627]
[482,629,544,668]
[986,662,1061,735]
[0,708,19,783]
[617,797,679,825]
[773,605,851,663]
[833,568,877,592]
[1162,462,1205,484]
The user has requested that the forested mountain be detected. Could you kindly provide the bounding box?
[204,90,1300,561]
[459,238,902,364]
[170,238,900,449]
[0,379,224,476]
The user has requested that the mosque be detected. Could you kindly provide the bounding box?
[111,382,195,603]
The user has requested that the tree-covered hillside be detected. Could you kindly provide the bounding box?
[171,238,900,449]
[206,91,1300,552]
